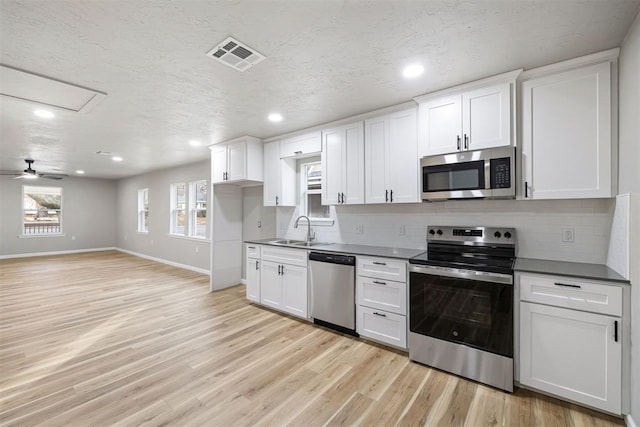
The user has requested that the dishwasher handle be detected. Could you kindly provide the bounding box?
[309,252,356,266]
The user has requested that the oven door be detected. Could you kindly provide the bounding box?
[408,264,513,358]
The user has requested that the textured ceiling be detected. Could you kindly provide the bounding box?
[1,0,639,179]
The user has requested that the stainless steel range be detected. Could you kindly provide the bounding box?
[408,226,516,392]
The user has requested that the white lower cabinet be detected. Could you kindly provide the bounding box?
[245,244,261,303]
[356,256,407,349]
[518,272,623,414]
[257,246,309,319]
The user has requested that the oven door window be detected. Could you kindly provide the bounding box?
[423,160,485,192]
[409,272,513,357]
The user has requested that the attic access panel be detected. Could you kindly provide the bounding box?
[0,64,107,113]
[206,37,265,72]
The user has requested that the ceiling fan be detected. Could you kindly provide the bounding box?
[0,159,68,180]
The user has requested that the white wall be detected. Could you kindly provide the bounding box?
[0,176,117,257]
[278,198,614,263]
[241,186,276,278]
[116,160,211,272]
[618,11,640,424]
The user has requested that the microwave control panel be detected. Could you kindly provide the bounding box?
[490,157,511,189]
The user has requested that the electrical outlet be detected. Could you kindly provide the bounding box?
[356,225,364,234]
[195,247,199,253]
[71,235,76,241]
[562,228,575,242]
[399,225,405,236]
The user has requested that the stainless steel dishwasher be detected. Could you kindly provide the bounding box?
[309,252,357,336]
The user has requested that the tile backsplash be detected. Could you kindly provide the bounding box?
[278,198,615,264]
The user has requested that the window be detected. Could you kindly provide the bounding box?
[300,160,331,223]
[22,185,62,235]
[189,180,207,238]
[170,183,186,235]
[137,188,149,233]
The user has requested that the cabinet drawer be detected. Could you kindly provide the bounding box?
[357,257,406,282]
[280,131,322,158]
[357,305,407,349]
[261,246,307,267]
[357,276,406,315]
[246,243,261,259]
[519,273,622,316]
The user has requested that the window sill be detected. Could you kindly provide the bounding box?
[19,233,66,239]
[167,234,211,243]
[137,231,149,235]
[309,218,334,227]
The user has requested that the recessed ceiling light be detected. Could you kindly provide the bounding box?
[76,170,85,174]
[189,140,201,147]
[112,156,123,162]
[402,64,424,79]
[34,109,55,119]
[268,113,283,123]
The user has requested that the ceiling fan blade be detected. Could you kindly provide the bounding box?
[40,174,67,180]
[0,171,21,176]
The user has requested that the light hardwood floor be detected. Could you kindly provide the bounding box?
[0,251,624,426]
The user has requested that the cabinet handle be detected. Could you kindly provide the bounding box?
[280,265,284,275]
[525,181,529,198]
[372,261,387,266]
[457,135,461,150]
[614,320,618,342]
[294,150,303,154]
[277,265,281,275]
[275,196,279,206]
[255,260,259,270]
[248,246,255,249]
[385,190,389,202]
[373,312,387,317]
[554,282,581,289]
[464,134,469,150]
[390,190,393,203]
[372,280,387,285]
[342,192,345,204]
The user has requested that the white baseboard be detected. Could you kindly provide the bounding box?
[116,248,210,276]
[627,414,637,427]
[240,278,247,285]
[0,247,117,260]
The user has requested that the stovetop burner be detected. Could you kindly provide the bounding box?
[409,226,516,274]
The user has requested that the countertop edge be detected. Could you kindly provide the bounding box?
[514,257,630,284]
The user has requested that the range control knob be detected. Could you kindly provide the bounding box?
[504,231,512,239]
[436,229,443,236]
[429,229,436,235]
[494,231,502,238]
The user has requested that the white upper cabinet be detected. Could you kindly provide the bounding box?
[365,107,419,204]
[210,136,263,185]
[520,50,618,200]
[415,70,519,157]
[263,141,296,206]
[321,121,365,205]
[279,131,322,159]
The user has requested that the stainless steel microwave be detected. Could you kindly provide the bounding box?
[421,146,515,201]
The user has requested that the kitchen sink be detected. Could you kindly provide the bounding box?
[268,239,329,247]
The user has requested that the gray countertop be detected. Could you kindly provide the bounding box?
[515,257,630,284]
[245,239,426,260]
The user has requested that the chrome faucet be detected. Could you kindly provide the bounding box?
[294,215,314,242]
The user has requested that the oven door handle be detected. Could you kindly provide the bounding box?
[408,264,513,285]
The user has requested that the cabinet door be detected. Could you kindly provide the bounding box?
[520,302,621,414]
[388,108,419,203]
[521,62,612,199]
[280,131,322,158]
[281,264,308,319]
[356,305,407,349]
[322,127,344,205]
[419,94,462,156]
[211,145,228,183]
[357,276,406,315]
[263,141,281,206]
[227,141,246,181]
[364,116,389,204]
[462,82,511,150]
[246,258,260,302]
[343,121,365,204]
[259,261,282,310]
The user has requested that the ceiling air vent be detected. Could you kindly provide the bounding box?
[206,37,265,72]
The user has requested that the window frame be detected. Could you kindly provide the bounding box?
[188,180,208,239]
[21,185,64,237]
[137,188,149,233]
[169,183,187,236]
[299,159,334,226]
